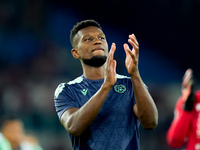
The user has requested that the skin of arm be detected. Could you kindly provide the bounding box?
[123,34,158,129]
[60,43,117,136]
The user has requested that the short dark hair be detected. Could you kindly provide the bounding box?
[70,19,102,48]
[0,114,21,130]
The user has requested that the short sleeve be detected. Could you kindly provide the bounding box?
[54,83,79,119]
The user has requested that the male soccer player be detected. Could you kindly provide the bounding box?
[54,19,158,149]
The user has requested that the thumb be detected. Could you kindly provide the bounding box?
[123,43,130,56]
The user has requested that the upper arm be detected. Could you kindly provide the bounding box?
[54,83,79,120]
[133,104,138,118]
[60,107,79,126]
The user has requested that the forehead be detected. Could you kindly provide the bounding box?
[5,120,23,127]
[77,26,104,38]
[3,120,23,131]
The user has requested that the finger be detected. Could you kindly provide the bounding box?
[183,69,193,83]
[112,59,117,74]
[128,39,139,54]
[123,43,135,58]
[182,68,193,87]
[106,43,116,67]
[128,34,139,49]
[110,43,116,58]
[110,43,117,73]
[128,35,139,57]
[129,34,139,46]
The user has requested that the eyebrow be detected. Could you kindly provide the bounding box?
[82,33,105,38]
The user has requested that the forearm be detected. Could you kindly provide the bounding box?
[63,83,112,136]
[167,110,192,148]
[167,97,193,148]
[131,72,158,129]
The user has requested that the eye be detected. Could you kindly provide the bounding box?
[99,36,105,40]
[84,37,93,41]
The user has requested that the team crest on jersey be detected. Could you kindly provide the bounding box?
[114,84,126,93]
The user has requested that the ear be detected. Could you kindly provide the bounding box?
[71,48,80,59]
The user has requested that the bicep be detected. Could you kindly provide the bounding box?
[60,107,79,126]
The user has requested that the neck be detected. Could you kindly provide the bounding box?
[82,63,105,80]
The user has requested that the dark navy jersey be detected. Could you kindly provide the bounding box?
[54,74,140,150]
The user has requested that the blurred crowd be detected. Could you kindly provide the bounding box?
[0,0,199,150]
[0,0,78,149]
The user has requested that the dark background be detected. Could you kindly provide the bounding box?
[0,0,200,149]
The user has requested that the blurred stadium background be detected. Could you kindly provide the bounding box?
[0,0,199,149]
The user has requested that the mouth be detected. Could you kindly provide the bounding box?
[92,47,104,52]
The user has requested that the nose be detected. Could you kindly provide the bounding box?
[93,38,102,45]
